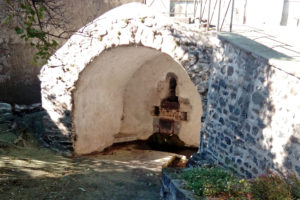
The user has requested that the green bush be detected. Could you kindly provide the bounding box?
[181,167,250,198]
[181,167,300,200]
[250,173,292,200]
[286,174,300,200]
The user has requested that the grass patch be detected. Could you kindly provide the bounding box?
[181,167,300,200]
[181,167,250,199]
[250,173,291,200]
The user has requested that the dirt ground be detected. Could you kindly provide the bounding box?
[0,134,195,200]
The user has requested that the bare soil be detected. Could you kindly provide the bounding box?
[0,134,196,200]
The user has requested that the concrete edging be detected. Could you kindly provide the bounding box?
[161,168,201,200]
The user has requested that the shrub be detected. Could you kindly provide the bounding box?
[181,166,300,200]
[286,174,300,199]
[250,173,292,200]
[181,167,250,198]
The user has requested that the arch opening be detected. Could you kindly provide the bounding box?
[73,46,202,155]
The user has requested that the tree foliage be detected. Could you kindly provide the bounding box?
[3,0,71,65]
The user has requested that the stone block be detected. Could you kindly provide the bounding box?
[0,103,12,114]
[252,91,265,106]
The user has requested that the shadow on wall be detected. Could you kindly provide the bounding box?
[0,77,41,105]
[167,27,214,125]
[0,42,41,104]
[38,108,73,154]
[202,34,300,178]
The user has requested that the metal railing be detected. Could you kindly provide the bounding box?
[146,0,235,32]
[193,0,235,32]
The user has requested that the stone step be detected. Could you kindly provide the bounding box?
[47,134,71,141]
[58,141,73,146]
[44,128,64,134]
[114,133,138,143]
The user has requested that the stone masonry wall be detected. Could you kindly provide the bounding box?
[202,37,300,178]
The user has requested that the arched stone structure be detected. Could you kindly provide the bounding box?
[39,2,300,179]
[40,3,214,155]
[73,46,202,154]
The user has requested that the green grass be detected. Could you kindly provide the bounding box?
[181,167,300,200]
[250,173,292,200]
[181,167,250,199]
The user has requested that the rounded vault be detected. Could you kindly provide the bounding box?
[40,3,211,155]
